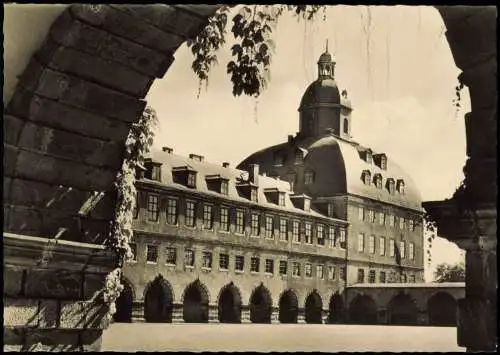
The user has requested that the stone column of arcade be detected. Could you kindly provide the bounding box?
[3,4,221,351]
[424,6,497,352]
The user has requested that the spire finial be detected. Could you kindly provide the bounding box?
[326,39,329,53]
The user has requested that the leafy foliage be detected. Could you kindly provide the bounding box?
[103,105,158,319]
[434,261,465,282]
[188,5,327,98]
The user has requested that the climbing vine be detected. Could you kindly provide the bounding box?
[452,74,465,118]
[103,105,158,320]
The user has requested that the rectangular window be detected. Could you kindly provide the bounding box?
[399,217,405,229]
[235,255,244,272]
[279,193,286,206]
[220,207,229,231]
[389,214,395,227]
[328,265,336,280]
[400,241,406,258]
[147,194,159,222]
[219,253,229,270]
[339,229,346,249]
[165,247,177,265]
[292,221,300,243]
[166,198,178,225]
[368,235,375,254]
[340,267,346,281]
[305,263,313,278]
[379,212,385,225]
[358,206,364,221]
[316,265,324,279]
[202,251,213,269]
[151,166,161,181]
[292,262,301,277]
[187,172,196,188]
[379,237,386,256]
[146,245,158,263]
[279,219,288,241]
[203,204,213,229]
[133,192,139,219]
[305,222,313,244]
[250,187,258,202]
[129,243,137,262]
[265,259,274,274]
[389,239,395,257]
[408,219,414,231]
[368,270,376,283]
[304,171,314,184]
[380,271,387,283]
[265,216,274,239]
[409,242,415,260]
[368,210,375,223]
[358,233,365,252]
[357,268,365,283]
[251,213,260,236]
[409,274,416,283]
[185,201,196,227]
[184,249,195,267]
[279,261,288,275]
[401,273,408,283]
[317,224,325,246]
[250,257,260,273]
[236,210,245,234]
[221,180,229,195]
[328,226,336,248]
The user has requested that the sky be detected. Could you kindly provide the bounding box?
[146,5,467,281]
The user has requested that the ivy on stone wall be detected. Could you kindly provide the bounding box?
[103,105,158,320]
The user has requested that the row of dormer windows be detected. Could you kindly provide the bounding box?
[361,171,405,195]
[130,243,347,280]
[363,151,387,170]
[357,207,417,231]
[135,192,347,248]
[357,234,415,260]
[357,268,416,284]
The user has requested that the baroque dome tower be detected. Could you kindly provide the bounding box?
[298,41,353,140]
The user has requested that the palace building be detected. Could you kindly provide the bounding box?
[115,47,432,325]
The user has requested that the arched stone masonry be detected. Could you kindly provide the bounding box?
[3,4,496,352]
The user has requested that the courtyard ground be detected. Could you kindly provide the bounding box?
[101,323,465,352]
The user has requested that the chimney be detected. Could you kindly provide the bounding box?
[288,135,294,144]
[162,146,173,153]
[248,164,259,184]
[222,162,230,168]
[189,153,204,162]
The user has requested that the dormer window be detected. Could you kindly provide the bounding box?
[362,170,371,185]
[304,171,315,185]
[279,192,286,207]
[386,178,395,195]
[250,186,258,202]
[206,175,229,195]
[397,179,405,195]
[290,194,311,211]
[373,153,387,170]
[274,153,285,166]
[304,199,310,212]
[373,173,382,189]
[294,151,303,164]
[144,159,162,182]
[264,188,286,206]
[365,150,373,164]
[172,166,197,188]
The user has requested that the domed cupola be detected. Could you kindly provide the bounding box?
[298,41,353,141]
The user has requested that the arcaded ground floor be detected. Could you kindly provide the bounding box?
[101,323,465,352]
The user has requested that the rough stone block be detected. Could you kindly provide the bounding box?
[82,300,110,329]
[3,327,26,351]
[39,300,59,328]
[36,37,154,98]
[3,298,40,327]
[59,301,85,329]
[9,146,117,191]
[3,114,25,146]
[3,144,19,177]
[4,177,116,221]
[7,88,132,142]
[70,5,185,54]
[49,11,174,78]
[3,266,25,297]
[17,60,146,123]
[23,329,81,352]
[25,269,82,299]
[14,117,124,170]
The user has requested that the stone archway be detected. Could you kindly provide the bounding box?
[427,292,457,326]
[218,282,242,323]
[388,293,419,325]
[249,284,273,324]
[278,289,299,324]
[305,291,323,324]
[144,275,174,323]
[113,278,134,323]
[349,294,378,324]
[328,293,345,324]
[183,280,210,323]
[3,4,497,352]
